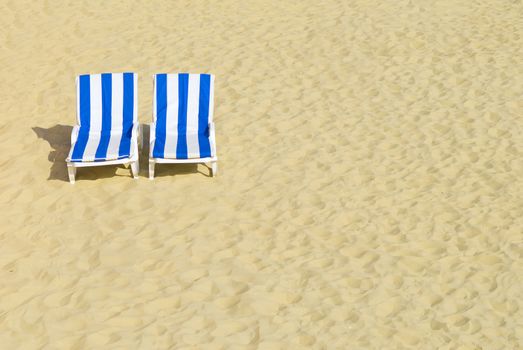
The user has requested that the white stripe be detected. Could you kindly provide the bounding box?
[153,75,157,123]
[130,73,138,157]
[208,75,215,156]
[106,73,124,159]
[163,74,179,158]
[76,76,81,125]
[186,74,201,157]
[82,74,102,161]
[151,74,158,157]
[209,75,215,123]
[133,73,138,123]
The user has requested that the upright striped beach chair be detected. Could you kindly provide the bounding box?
[66,72,141,183]
[149,73,217,179]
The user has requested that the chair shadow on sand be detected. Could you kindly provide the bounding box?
[32,124,211,182]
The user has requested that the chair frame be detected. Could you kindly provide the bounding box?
[66,73,140,184]
[148,73,218,179]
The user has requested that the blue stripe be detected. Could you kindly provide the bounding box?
[198,74,212,158]
[118,73,134,158]
[71,75,90,161]
[176,73,189,159]
[95,73,112,160]
[152,74,167,158]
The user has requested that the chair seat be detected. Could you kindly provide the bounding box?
[152,131,213,159]
[68,128,134,162]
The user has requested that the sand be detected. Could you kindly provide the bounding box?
[0,0,522,348]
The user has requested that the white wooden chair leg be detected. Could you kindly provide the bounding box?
[67,163,76,184]
[149,160,155,180]
[131,161,139,179]
[211,161,218,177]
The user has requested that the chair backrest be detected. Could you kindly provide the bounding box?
[153,73,215,135]
[76,72,137,133]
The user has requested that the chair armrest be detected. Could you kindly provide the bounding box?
[149,122,156,155]
[131,123,139,139]
[208,122,217,157]
[149,123,156,143]
[70,125,80,145]
[67,125,81,162]
[131,122,143,151]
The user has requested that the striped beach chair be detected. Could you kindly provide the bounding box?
[149,73,217,179]
[66,72,141,183]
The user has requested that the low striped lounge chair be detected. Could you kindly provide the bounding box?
[66,72,141,183]
[149,73,218,179]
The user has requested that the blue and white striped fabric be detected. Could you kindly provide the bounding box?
[152,73,215,159]
[68,72,138,162]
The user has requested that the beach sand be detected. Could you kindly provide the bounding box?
[1,0,522,348]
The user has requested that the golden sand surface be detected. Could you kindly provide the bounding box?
[1,0,522,348]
